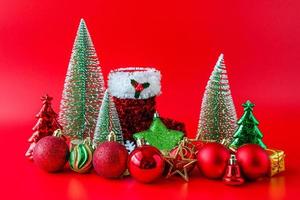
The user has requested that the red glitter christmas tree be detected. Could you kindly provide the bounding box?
[25,94,62,160]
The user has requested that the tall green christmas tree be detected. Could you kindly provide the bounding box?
[196,54,237,143]
[59,19,105,140]
[230,100,267,149]
[93,90,124,147]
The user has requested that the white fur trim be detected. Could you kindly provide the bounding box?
[108,67,161,99]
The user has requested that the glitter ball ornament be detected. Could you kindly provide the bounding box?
[197,142,230,179]
[108,67,161,141]
[69,137,94,173]
[236,144,270,180]
[93,132,128,178]
[33,131,69,172]
[128,139,165,183]
[196,54,237,144]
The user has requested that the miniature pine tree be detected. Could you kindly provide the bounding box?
[230,100,267,149]
[93,90,124,147]
[196,54,237,143]
[59,19,105,140]
[25,94,62,159]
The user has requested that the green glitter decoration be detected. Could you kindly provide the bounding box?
[230,100,267,149]
[59,19,105,139]
[133,113,184,152]
[196,54,237,144]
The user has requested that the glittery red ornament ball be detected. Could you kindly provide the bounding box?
[128,145,165,183]
[197,142,230,179]
[236,144,270,180]
[93,141,128,178]
[33,136,69,172]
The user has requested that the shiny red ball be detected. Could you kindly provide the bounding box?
[93,141,128,178]
[128,145,165,183]
[33,136,69,172]
[236,144,270,180]
[197,142,230,179]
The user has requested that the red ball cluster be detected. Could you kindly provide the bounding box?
[196,143,270,181]
[32,135,270,184]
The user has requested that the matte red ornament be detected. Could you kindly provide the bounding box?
[93,141,128,178]
[128,145,165,183]
[33,135,69,172]
[223,154,245,186]
[197,142,231,179]
[236,144,270,180]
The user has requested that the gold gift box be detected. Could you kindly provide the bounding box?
[267,149,285,177]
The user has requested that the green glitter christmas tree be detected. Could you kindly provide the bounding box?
[59,19,105,140]
[230,100,267,149]
[196,54,237,144]
[93,90,124,147]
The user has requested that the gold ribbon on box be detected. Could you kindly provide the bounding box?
[267,149,285,177]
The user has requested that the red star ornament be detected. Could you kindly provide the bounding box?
[165,139,197,181]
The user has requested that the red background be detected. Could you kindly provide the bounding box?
[0,0,299,199]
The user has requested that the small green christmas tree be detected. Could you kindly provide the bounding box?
[196,54,237,143]
[93,90,124,147]
[59,19,105,140]
[230,100,267,149]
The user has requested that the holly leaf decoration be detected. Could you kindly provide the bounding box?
[131,79,139,87]
[142,83,150,89]
[130,79,150,99]
[134,91,141,99]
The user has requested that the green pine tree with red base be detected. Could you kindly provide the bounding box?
[229,100,267,149]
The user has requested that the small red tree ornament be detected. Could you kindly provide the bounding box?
[25,94,62,160]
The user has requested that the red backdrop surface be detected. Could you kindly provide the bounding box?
[0,0,299,199]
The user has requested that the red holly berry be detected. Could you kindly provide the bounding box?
[135,84,144,92]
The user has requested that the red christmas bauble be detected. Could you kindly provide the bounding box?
[33,136,69,172]
[197,142,230,179]
[93,141,128,178]
[236,144,270,180]
[128,145,165,183]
